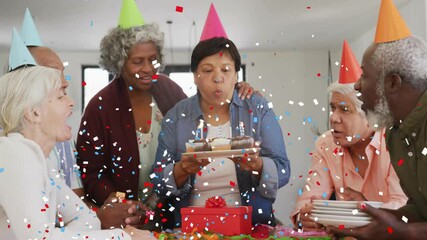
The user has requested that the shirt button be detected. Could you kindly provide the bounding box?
[408,152,413,157]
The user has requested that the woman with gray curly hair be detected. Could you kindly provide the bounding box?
[77,22,255,230]
[76,23,186,230]
[290,80,407,232]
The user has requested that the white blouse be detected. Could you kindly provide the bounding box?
[136,98,163,208]
[190,121,241,206]
[0,133,130,239]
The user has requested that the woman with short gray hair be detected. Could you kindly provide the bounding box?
[290,81,407,231]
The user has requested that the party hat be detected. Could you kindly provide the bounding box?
[338,40,362,84]
[118,0,145,29]
[8,28,37,72]
[200,3,228,41]
[20,8,43,46]
[375,0,411,43]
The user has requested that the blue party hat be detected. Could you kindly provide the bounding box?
[8,28,37,72]
[20,8,43,46]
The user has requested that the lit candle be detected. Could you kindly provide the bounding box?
[198,119,205,140]
[239,121,245,136]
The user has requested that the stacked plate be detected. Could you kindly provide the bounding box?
[310,200,383,228]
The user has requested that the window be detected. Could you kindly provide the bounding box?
[81,65,113,112]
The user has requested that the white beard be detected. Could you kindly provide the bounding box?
[366,93,394,129]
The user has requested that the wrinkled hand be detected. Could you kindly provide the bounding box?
[124,225,157,240]
[178,155,210,175]
[124,200,150,228]
[97,194,150,229]
[326,202,405,240]
[298,196,325,232]
[230,151,263,172]
[236,81,255,100]
[340,187,367,201]
[96,201,134,229]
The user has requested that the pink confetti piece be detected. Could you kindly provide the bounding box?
[398,159,404,166]
[82,81,87,87]
[338,224,344,229]
[387,227,393,234]
[230,181,236,187]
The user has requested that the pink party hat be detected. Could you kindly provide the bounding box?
[200,3,228,41]
[338,40,362,84]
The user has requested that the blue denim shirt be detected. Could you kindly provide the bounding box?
[152,90,290,226]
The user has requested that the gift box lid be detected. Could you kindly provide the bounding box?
[181,206,252,215]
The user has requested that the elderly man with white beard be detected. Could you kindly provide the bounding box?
[327,35,427,240]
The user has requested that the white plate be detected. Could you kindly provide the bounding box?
[312,213,372,221]
[310,216,371,228]
[182,148,261,159]
[312,209,369,217]
[312,200,383,209]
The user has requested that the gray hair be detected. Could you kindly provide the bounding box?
[327,81,365,117]
[371,36,427,91]
[0,66,61,136]
[99,23,165,75]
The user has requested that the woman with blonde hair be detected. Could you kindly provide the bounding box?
[0,66,151,239]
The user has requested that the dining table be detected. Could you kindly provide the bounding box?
[154,225,332,240]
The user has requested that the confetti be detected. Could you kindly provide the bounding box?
[402,215,408,223]
[230,181,236,187]
[82,81,87,87]
[422,147,427,156]
[317,73,321,77]
[0,168,4,173]
[313,99,319,105]
[387,227,393,234]
[65,75,71,81]
[175,5,184,12]
[398,159,404,166]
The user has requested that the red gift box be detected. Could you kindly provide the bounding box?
[181,206,252,236]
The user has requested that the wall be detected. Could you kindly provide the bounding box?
[0,0,425,227]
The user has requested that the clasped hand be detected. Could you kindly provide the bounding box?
[96,194,150,229]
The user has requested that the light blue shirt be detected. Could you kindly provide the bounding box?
[152,90,290,226]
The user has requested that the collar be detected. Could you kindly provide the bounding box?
[368,128,384,151]
[396,91,427,138]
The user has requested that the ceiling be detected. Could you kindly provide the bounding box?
[0,0,411,52]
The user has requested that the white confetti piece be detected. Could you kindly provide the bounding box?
[268,102,273,108]
[298,102,304,106]
[352,209,359,215]
[289,100,294,105]
[402,215,408,223]
[258,209,263,214]
[422,147,427,156]
[135,73,140,78]
[340,187,344,193]
[63,61,69,67]
[313,99,319,105]
[379,191,383,196]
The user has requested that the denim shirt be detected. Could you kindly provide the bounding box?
[152,90,290,226]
